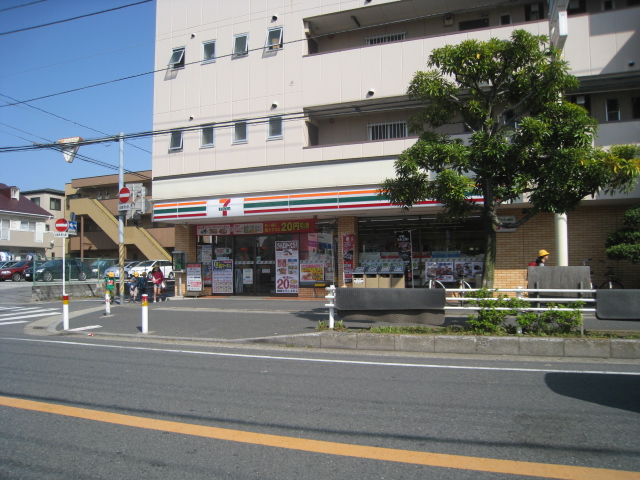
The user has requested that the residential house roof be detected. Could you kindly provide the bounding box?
[0,184,54,218]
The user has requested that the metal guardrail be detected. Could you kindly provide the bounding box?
[445,288,596,313]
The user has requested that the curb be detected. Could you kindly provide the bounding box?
[250,332,640,359]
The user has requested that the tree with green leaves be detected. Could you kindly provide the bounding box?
[605,199,640,264]
[380,30,640,287]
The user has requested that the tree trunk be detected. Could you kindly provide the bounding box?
[482,213,498,289]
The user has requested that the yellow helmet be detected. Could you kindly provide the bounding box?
[134,272,139,277]
[108,271,115,277]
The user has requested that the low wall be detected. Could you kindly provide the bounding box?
[335,288,446,324]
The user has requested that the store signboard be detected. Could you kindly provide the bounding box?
[197,220,315,236]
[186,263,203,292]
[342,233,354,283]
[276,241,299,294]
[212,259,233,293]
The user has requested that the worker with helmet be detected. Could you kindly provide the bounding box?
[104,271,116,302]
[128,271,143,302]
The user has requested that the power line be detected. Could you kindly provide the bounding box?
[0,0,48,14]
[0,0,153,36]
[0,96,425,154]
[0,93,152,154]
[0,120,151,180]
[0,0,515,109]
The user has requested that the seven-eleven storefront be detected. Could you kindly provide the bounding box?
[153,188,485,297]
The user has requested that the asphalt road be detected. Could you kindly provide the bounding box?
[1,325,639,479]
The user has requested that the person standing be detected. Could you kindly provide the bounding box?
[150,265,165,302]
[128,271,141,302]
[529,249,550,267]
[104,271,116,302]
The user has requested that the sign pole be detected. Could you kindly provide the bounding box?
[118,133,125,306]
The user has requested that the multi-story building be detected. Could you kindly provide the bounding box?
[65,171,173,262]
[151,0,640,297]
[22,188,65,258]
[0,184,55,259]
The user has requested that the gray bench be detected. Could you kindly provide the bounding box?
[335,288,446,324]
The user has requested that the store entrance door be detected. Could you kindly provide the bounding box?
[233,235,276,295]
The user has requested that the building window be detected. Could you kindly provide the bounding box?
[268,117,283,139]
[601,0,615,9]
[570,94,591,114]
[500,14,512,25]
[202,40,216,62]
[169,130,183,151]
[233,34,249,57]
[20,221,36,232]
[365,32,406,45]
[201,126,215,147]
[368,121,408,141]
[632,98,640,119]
[30,197,41,207]
[233,121,247,143]
[567,0,587,14]
[265,27,283,51]
[525,3,544,21]
[168,47,185,69]
[459,18,489,31]
[606,98,620,122]
[49,198,61,211]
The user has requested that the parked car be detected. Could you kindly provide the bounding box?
[26,259,91,282]
[129,260,174,279]
[0,261,17,269]
[89,259,118,278]
[0,260,32,282]
[104,261,141,279]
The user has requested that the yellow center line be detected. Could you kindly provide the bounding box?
[1,395,638,480]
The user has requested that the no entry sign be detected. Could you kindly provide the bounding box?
[119,187,131,203]
[55,218,68,232]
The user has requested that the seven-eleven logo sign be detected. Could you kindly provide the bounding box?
[218,199,231,216]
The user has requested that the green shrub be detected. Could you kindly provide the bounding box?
[467,288,526,334]
[515,302,584,334]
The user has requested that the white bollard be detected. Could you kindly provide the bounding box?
[104,292,111,315]
[325,285,336,329]
[141,294,149,333]
[62,294,69,330]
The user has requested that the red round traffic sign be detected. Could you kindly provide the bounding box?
[119,187,131,203]
[55,218,69,232]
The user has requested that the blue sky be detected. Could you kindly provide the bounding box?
[0,0,156,192]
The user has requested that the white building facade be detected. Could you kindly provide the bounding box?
[152,0,640,296]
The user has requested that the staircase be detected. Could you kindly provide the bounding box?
[69,198,170,260]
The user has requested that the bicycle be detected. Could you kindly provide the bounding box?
[583,259,624,289]
[424,274,446,289]
[597,262,624,289]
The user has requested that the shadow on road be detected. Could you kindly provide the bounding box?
[545,372,640,414]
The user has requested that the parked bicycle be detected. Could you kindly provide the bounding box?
[583,259,624,289]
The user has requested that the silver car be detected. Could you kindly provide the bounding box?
[104,261,141,279]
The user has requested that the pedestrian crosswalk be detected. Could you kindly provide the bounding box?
[0,306,60,326]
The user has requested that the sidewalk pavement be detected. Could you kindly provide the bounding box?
[26,296,640,360]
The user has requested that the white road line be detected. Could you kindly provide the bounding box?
[67,325,102,332]
[0,309,58,319]
[2,337,640,376]
[0,312,60,321]
[0,321,28,326]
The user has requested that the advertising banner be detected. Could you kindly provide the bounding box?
[211,259,233,293]
[342,233,354,283]
[186,263,203,292]
[275,241,299,293]
[300,263,324,285]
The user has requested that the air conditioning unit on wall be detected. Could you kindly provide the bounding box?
[444,13,454,26]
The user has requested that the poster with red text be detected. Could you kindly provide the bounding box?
[276,241,299,293]
[342,233,354,283]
